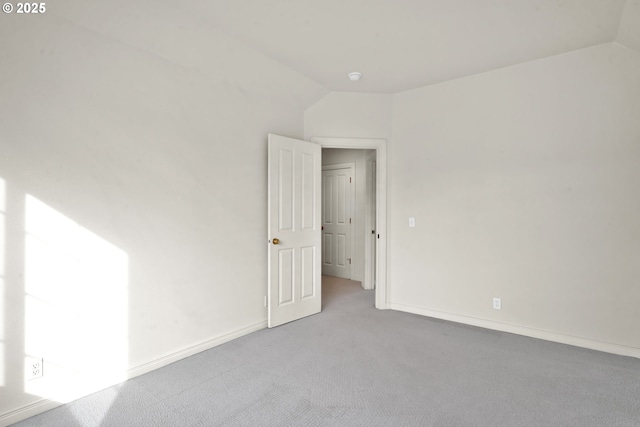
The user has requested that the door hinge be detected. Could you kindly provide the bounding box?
[347,258,352,264]
[372,230,375,234]
[349,218,352,224]
[350,177,352,183]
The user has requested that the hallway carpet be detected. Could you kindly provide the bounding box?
[15,276,640,426]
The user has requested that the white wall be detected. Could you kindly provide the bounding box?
[0,4,326,422]
[389,43,640,356]
[322,149,374,283]
[304,92,392,141]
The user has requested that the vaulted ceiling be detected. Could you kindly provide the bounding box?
[55,0,640,94]
[184,0,640,93]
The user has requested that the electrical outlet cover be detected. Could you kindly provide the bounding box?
[26,356,43,381]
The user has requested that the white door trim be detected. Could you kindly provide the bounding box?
[321,163,356,281]
[365,151,377,291]
[311,137,388,310]
[322,162,354,171]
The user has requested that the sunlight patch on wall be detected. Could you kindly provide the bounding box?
[0,177,5,387]
[24,195,129,402]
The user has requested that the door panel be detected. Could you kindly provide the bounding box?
[301,153,315,230]
[278,248,294,305]
[323,174,333,223]
[279,149,294,231]
[323,233,333,266]
[268,134,321,328]
[337,174,346,223]
[301,246,315,299]
[337,234,346,267]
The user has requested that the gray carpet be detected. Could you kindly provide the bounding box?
[14,276,640,426]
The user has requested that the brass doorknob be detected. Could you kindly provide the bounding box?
[272,238,280,245]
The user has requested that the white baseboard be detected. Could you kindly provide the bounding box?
[389,302,640,359]
[0,320,267,427]
[0,400,62,427]
[127,320,267,378]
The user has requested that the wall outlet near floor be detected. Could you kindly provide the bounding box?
[26,357,44,381]
[493,298,502,310]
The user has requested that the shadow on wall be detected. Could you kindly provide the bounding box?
[1,176,130,424]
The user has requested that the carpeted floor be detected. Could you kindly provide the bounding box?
[14,276,640,426]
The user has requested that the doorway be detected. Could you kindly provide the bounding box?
[312,137,387,309]
[266,135,386,327]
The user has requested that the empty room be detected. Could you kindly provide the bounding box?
[1,0,639,425]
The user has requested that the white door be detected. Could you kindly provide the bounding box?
[321,166,353,279]
[267,134,322,328]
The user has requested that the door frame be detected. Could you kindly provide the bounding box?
[365,151,376,291]
[311,137,388,310]
[321,162,355,281]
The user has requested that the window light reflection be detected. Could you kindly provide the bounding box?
[24,195,128,403]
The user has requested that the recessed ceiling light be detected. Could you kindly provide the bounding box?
[348,72,362,82]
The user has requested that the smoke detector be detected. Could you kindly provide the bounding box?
[348,72,362,82]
